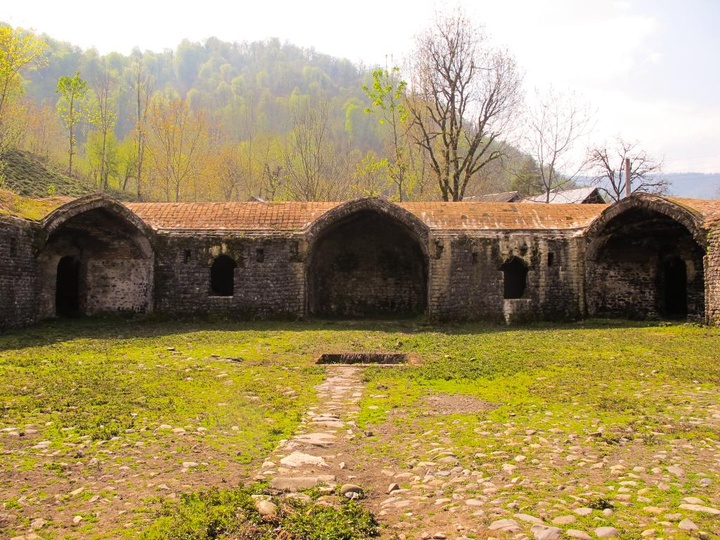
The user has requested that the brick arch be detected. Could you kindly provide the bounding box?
[41,194,153,257]
[305,198,429,318]
[585,194,706,260]
[305,198,430,257]
[584,195,706,320]
[37,194,155,319]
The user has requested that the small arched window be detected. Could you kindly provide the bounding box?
[501,257,528,299]
[210,255,237,296]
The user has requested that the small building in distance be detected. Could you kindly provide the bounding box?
[524,186,607,204]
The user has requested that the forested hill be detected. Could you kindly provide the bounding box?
[24,35,377,145]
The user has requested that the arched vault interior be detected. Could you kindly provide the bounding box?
[309,210,427,318]
[39,208,154,317]
[586,207,705,320]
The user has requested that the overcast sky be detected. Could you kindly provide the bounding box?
[5,0,720,173]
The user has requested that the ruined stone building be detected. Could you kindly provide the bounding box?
[1,193,719,329]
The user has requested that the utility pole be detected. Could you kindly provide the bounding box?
[624,157,632,198]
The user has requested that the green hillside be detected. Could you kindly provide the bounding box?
[0,150,135,200]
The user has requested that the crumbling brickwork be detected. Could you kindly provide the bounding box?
[0,193,718,329]
[0,216,39,329]
[153,233,306,318]
[706,225,720,326]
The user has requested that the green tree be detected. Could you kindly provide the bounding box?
[148,95,208,201]
[56,71,89,175]
[363,66,410,200]
[0,26,47,144]
[129,57,153,199]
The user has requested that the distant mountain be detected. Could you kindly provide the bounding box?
[662,173,720,199]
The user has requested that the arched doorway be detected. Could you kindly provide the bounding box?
[661,256,687,318]
[308,208,427,318]
[210,255,237,296]
[501,257,528,299]
[56,256,80,316]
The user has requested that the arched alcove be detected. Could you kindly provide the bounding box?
[307,204,428,318]
[210,255,237,297]
[38,196,154,318]
[501,257,528,299]
[56,255,80,316]
[586,196,705,320]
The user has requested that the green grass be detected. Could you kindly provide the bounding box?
[140,485,378,540]
[0,317,718,538]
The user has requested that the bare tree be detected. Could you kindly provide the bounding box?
[89,63,119,190]
[524,87,594,202]
[129,57,153,200]
[284,98,350,201]
[406,8,522,201]
[588,138,666,201]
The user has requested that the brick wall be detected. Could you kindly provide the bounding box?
[153,233,306,318]
[427,231,585,322]
[705,227,720,325]
[0,217,39,329]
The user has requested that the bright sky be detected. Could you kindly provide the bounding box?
[5,0,720,173]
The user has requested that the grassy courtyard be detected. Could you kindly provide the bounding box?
[0,317,718,539]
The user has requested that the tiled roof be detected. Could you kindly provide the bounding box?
[125,201,338,231]
[669,198,720,228]
[400,202,606,230]
[125,200,608,232]
[464,191,523,203]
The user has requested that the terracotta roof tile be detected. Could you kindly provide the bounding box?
[125,201,338,231]
[399,202,605,230]
[125,200,609,232]
[669,197,720,229]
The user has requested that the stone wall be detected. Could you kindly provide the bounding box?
[1,195,717,329]
[84,259,154,314]
[153,233,306,318]
[427,231,585,321]
[705,226,720,326]
[36,208,154,318]
[0,216,39,329]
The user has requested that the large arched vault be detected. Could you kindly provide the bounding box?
[585,195,706,320]
[306,198,429,318]
[38,195,154,318]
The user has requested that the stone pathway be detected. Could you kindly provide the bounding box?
[254,365,365,497]
[253,368,720,540]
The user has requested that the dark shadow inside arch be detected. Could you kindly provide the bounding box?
[661,256,687,318]
[56,255,81,316]
[501,257,528,299]
[309,210,427,318]
[210,255,237,297]
[586,207,704,320]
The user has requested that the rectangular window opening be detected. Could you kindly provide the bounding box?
[183,249,192,263]
[256,248,265,263]
[547,252,555,267]
[10,238,17,258]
